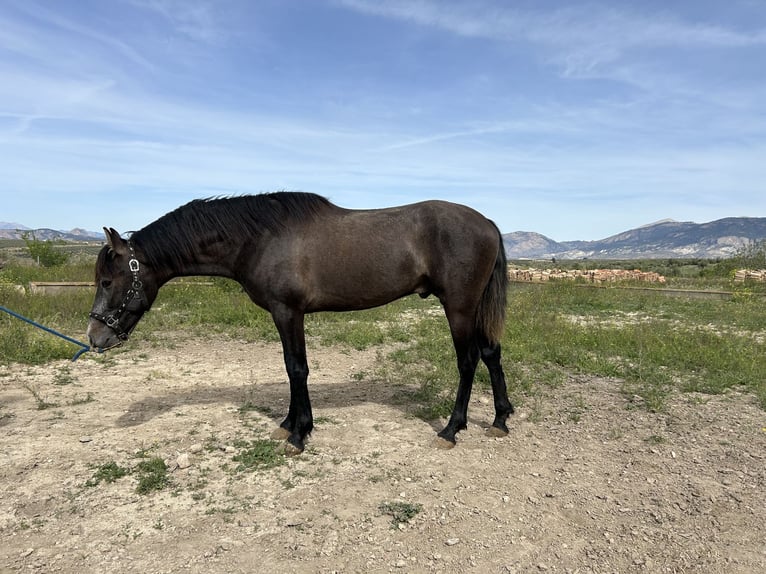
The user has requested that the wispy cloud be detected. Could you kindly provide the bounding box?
[341,1,766,49]
[129,0,229,44]
[7,1,158,72]
[340,1,766,81]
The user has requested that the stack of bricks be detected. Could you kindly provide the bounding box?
[508,268,666,284]
[734,269,766,282]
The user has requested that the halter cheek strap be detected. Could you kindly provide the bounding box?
[89,242,149,341]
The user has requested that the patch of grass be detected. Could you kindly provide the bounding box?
[375,308,459,421]
[133,445,153,459]
[144,279,281,343]
[237,401,274,417]
[566,394,588,423]
[68,392,94,406]
[53,366,77,386]
[22,383,58,410]
[313,415,339,426]
[0,284,95,365]
[503,283,766,410]
[135,457,170,494]
[85,461,130,487]
[379,501,423,528]
[231,439,286,472]
[305,296,438,350]
[1,317,75,365]
[645,434,667,445]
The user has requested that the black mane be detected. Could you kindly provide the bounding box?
[131,192,332,269]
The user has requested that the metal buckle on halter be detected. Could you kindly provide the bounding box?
[129,258,140,273]
[105,315,120,328]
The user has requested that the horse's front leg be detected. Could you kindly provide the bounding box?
[270,306,312,455]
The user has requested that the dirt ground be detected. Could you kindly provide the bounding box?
[1,334,764,573]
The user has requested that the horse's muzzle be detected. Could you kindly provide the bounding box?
[86,319,126,351]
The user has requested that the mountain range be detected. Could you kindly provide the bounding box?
[0,223,102,241]
[503,217,766,259]
[2,217,765,259]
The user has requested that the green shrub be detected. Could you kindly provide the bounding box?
[22,233,69,267]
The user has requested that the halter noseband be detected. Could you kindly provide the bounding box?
[89,241,149,341]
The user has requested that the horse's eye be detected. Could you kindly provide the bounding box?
[101,280,112,289]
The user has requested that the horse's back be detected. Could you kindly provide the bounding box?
[245,198,500,312]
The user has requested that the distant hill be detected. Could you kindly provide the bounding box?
[0,224,102,241]
[504,217,766,259]
[0,222,30,231]
[503,231,567,258]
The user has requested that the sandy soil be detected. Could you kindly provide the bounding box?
[1,334,764,573]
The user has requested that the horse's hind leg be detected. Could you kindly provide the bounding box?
[479,334,514,437]
[436,310,480,448]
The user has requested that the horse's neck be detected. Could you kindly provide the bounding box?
[144,229,241,284]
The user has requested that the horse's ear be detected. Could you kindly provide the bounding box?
[103,227,128,255]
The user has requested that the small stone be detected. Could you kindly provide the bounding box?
[224,445,236,454]
[395,559,406,568]
[21,548,34,558]
[176,453,191,469]
[78,436,92,443]
[189,443,203,453]
[445,538,460,546]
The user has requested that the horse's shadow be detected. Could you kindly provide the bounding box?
[114,376,490,434]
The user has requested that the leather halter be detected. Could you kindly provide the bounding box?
[89,241,149,341]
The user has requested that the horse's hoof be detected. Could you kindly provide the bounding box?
[270,427,291,440]
[486,426,509,438]
[278,441,304,457]
[432,436,456,450]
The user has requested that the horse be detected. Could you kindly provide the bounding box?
[87,192,514,453]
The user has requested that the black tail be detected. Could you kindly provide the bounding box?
[476,225,508,345]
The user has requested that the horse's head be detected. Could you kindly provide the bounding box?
[87,228,158,350]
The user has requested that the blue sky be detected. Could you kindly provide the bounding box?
[1,0,764,240]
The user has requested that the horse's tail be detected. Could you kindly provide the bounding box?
[476,224,508,345]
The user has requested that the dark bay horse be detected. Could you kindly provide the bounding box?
[87,192,514,453]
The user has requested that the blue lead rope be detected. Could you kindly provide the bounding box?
[0,305,93,361]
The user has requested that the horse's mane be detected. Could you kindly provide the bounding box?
[130,192,333,269]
